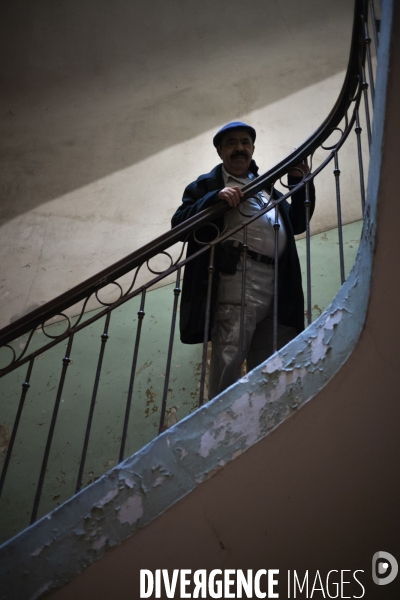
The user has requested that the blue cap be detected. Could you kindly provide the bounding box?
[213,121,256,147]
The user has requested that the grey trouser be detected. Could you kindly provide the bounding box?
[208,257,296,399]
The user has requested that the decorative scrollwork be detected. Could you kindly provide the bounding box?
[13,328,36,364]
[309,150,315,173]
[41,313,72,339]
[146,251,174,275]
[70,294,93,329]
[95,282,124,307]
[280,166,307,189]
[350,73,361,102]
[0,327,38,372]
[0,344,17,371]
[171,241,187,268]
[192,222,221,246]
[321,127,345,151]
[123,264,143,297]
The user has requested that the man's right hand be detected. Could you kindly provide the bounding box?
[218,186,244,207]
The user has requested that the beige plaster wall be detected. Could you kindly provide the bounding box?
[0,0,363,329]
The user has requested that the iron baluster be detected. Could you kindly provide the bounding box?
[333,152,346,285]
[158,269,181,433]
[355,109,366,213]
[0,358,34,499]
[119,290,146,462]
[239,225,248,358]
[76,312,111,493]
[30,334,74,524]
[199,246,215,406]
[273,205,280,352]
[361,66,372,149]
[304,181,312,325]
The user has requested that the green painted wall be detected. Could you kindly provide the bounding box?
[0,220,362,543]
[297,220,363,322]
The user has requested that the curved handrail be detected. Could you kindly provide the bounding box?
[0,0,377,544]
[0,0,366,348]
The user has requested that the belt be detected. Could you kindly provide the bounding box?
[245,249,275,265]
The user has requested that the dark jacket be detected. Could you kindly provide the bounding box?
[171,160,315,344]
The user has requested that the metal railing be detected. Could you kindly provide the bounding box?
[0,0,378,543]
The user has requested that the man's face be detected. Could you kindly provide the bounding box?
[217,128,255,177]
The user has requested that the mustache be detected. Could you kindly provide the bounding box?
[231,151,248,159]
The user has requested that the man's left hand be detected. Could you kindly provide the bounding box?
[288,158,310,178]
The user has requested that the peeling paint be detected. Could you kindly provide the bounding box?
[152,476,165,487]
[311,310,343,364]
[165,406,178,428]
[0,425,10,455]
[72,527,85,537]
[198,413,231,458]
[87,526,102,540]
[270,367,308,401]
[262,355,284,374]
[122,475,135,489]
[117,494,143,525]
[91,535,108,551]
[198,392,268,458]
[93,486,118,508]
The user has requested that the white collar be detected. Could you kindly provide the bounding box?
[222,165,255,186]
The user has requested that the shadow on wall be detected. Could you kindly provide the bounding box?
[0,0,355,222]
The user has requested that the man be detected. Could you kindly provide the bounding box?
[171,121,315,398]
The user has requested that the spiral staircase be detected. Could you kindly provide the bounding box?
[0,1,399,598]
